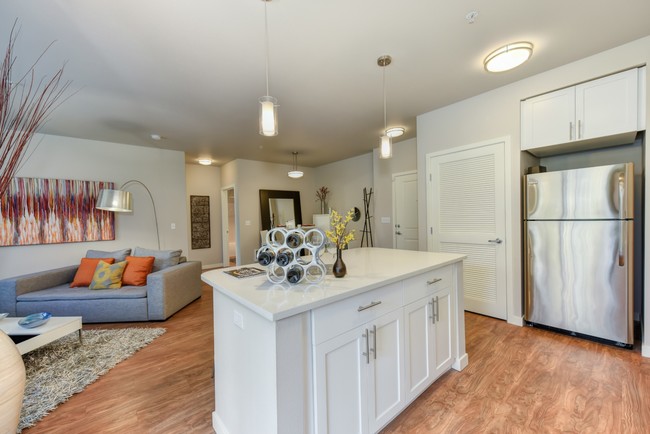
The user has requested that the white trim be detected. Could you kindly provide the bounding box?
[221,184,239,267]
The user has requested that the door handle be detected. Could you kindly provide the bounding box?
[488,238,503,244]
[395,231,402,235]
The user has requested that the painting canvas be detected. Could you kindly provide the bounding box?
[0,178,115,246]
[190,195,210,249]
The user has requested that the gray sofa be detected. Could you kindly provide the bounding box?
[0,248,202,323]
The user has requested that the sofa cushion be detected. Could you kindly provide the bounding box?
[70,257,116,288]
[90,260,127,290]
[122,256,155,286]
[86,248,132,262]
[17,283,147,301]
[133,247,182,272]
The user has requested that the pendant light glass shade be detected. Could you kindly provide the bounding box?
[484,41,533,72]
[288,152,303,178]
[259,96,278,136]
[379,135,392,159]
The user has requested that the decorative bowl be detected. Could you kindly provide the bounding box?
[18,312,52,328]
[0,312,8,320]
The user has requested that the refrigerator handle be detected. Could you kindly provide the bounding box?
[619,221,626,267]
[618,174,625,221]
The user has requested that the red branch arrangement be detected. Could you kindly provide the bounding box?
[0,22,71,195]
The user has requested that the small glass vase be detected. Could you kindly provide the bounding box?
[333,248,347,278]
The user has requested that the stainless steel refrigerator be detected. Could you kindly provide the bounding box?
[524,163,634,347]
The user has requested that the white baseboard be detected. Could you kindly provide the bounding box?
[213,411,230,434]
[452,353,469,371]
[508,315,524,327]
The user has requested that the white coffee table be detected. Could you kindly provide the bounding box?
[0,316,82,355]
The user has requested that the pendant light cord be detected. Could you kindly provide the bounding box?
[382,65,387,130]
[264,0,270,97]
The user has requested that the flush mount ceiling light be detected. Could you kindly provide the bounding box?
[378,55,393,159]
[197,158,213,166]
[484,41,533,73]
[288,151,303,178]
[385,127,405,138]
[259,0,278,136]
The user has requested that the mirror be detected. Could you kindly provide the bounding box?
[259,190,303,230]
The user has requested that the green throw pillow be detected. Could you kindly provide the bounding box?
[89,260,127,290]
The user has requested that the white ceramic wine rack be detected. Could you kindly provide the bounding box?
[256,227,327,285]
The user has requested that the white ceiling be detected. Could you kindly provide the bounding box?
[2,1,649,168]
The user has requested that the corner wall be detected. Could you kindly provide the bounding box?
[0,134,188,279]
[186,164,222,269]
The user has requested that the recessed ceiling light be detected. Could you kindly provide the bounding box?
[197,158,213,166]
[385,127,405,138]
[484,41,533,73]
[150,134,161,141]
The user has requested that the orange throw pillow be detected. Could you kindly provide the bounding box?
[122,256,155,286]
[70,257,116,287]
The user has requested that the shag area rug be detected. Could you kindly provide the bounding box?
[18,327,166,431]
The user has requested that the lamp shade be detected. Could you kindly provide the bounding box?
[379,135,392,159]
[259,96,278,136]
[96,189,133,212]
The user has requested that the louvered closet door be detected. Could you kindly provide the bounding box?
[427,141,507,319]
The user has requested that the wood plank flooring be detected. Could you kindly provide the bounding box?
[23,283,650,434]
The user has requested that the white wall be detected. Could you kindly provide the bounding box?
[186,164,222,269]
[315,153,373,249]
[372,138,417,248]
[417,36,650,350]
[0,133,188,279]
[223,159,315,265]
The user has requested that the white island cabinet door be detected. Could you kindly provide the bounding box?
[404,296,434,401]
[314,325,368,434]
[367,309,405,433]
[433,286,454,379]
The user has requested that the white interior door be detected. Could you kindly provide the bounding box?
[221,186,238,267]
[393,171,418,250]
[427,141,507,319]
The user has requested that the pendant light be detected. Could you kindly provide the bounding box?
[378,55,392,159]
[288,152,303,178]
[259,0,278,136]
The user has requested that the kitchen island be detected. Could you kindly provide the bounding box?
[202,247,467,434]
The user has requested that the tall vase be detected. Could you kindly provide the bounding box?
[333,248,347,278]
[0,331,25,433]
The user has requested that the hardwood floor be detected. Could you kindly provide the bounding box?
[23,284,216,434]
[382,313,650,434]
[23,284,650,434]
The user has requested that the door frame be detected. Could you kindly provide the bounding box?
[425,136,520,326]
[392,170,418,249]
[221,184,239,267]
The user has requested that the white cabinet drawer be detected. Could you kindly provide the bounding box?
[312,282,402,345]
[403,265,452,305]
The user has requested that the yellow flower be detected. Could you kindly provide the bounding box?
[326,208,356,249]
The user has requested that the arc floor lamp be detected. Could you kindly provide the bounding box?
[96,179,161,249]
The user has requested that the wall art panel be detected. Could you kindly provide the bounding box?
[0,178,115,246]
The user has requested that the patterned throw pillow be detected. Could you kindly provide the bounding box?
[70,257,116,287]
[89,260,127,290]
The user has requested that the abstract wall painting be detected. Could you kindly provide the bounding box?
[190,195,210,249]
[0,178,115,246]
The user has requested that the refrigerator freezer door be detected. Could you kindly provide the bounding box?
[524,220,633,344]
[526,163,633,220]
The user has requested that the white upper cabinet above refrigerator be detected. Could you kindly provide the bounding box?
[521,67,645,156]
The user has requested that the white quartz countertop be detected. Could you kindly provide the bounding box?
[202,247,465,322]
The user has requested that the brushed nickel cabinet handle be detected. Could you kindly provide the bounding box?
[357,300,382,312]
[362,329,370,364]
[427,278,442,285]
[371,325,377,359]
